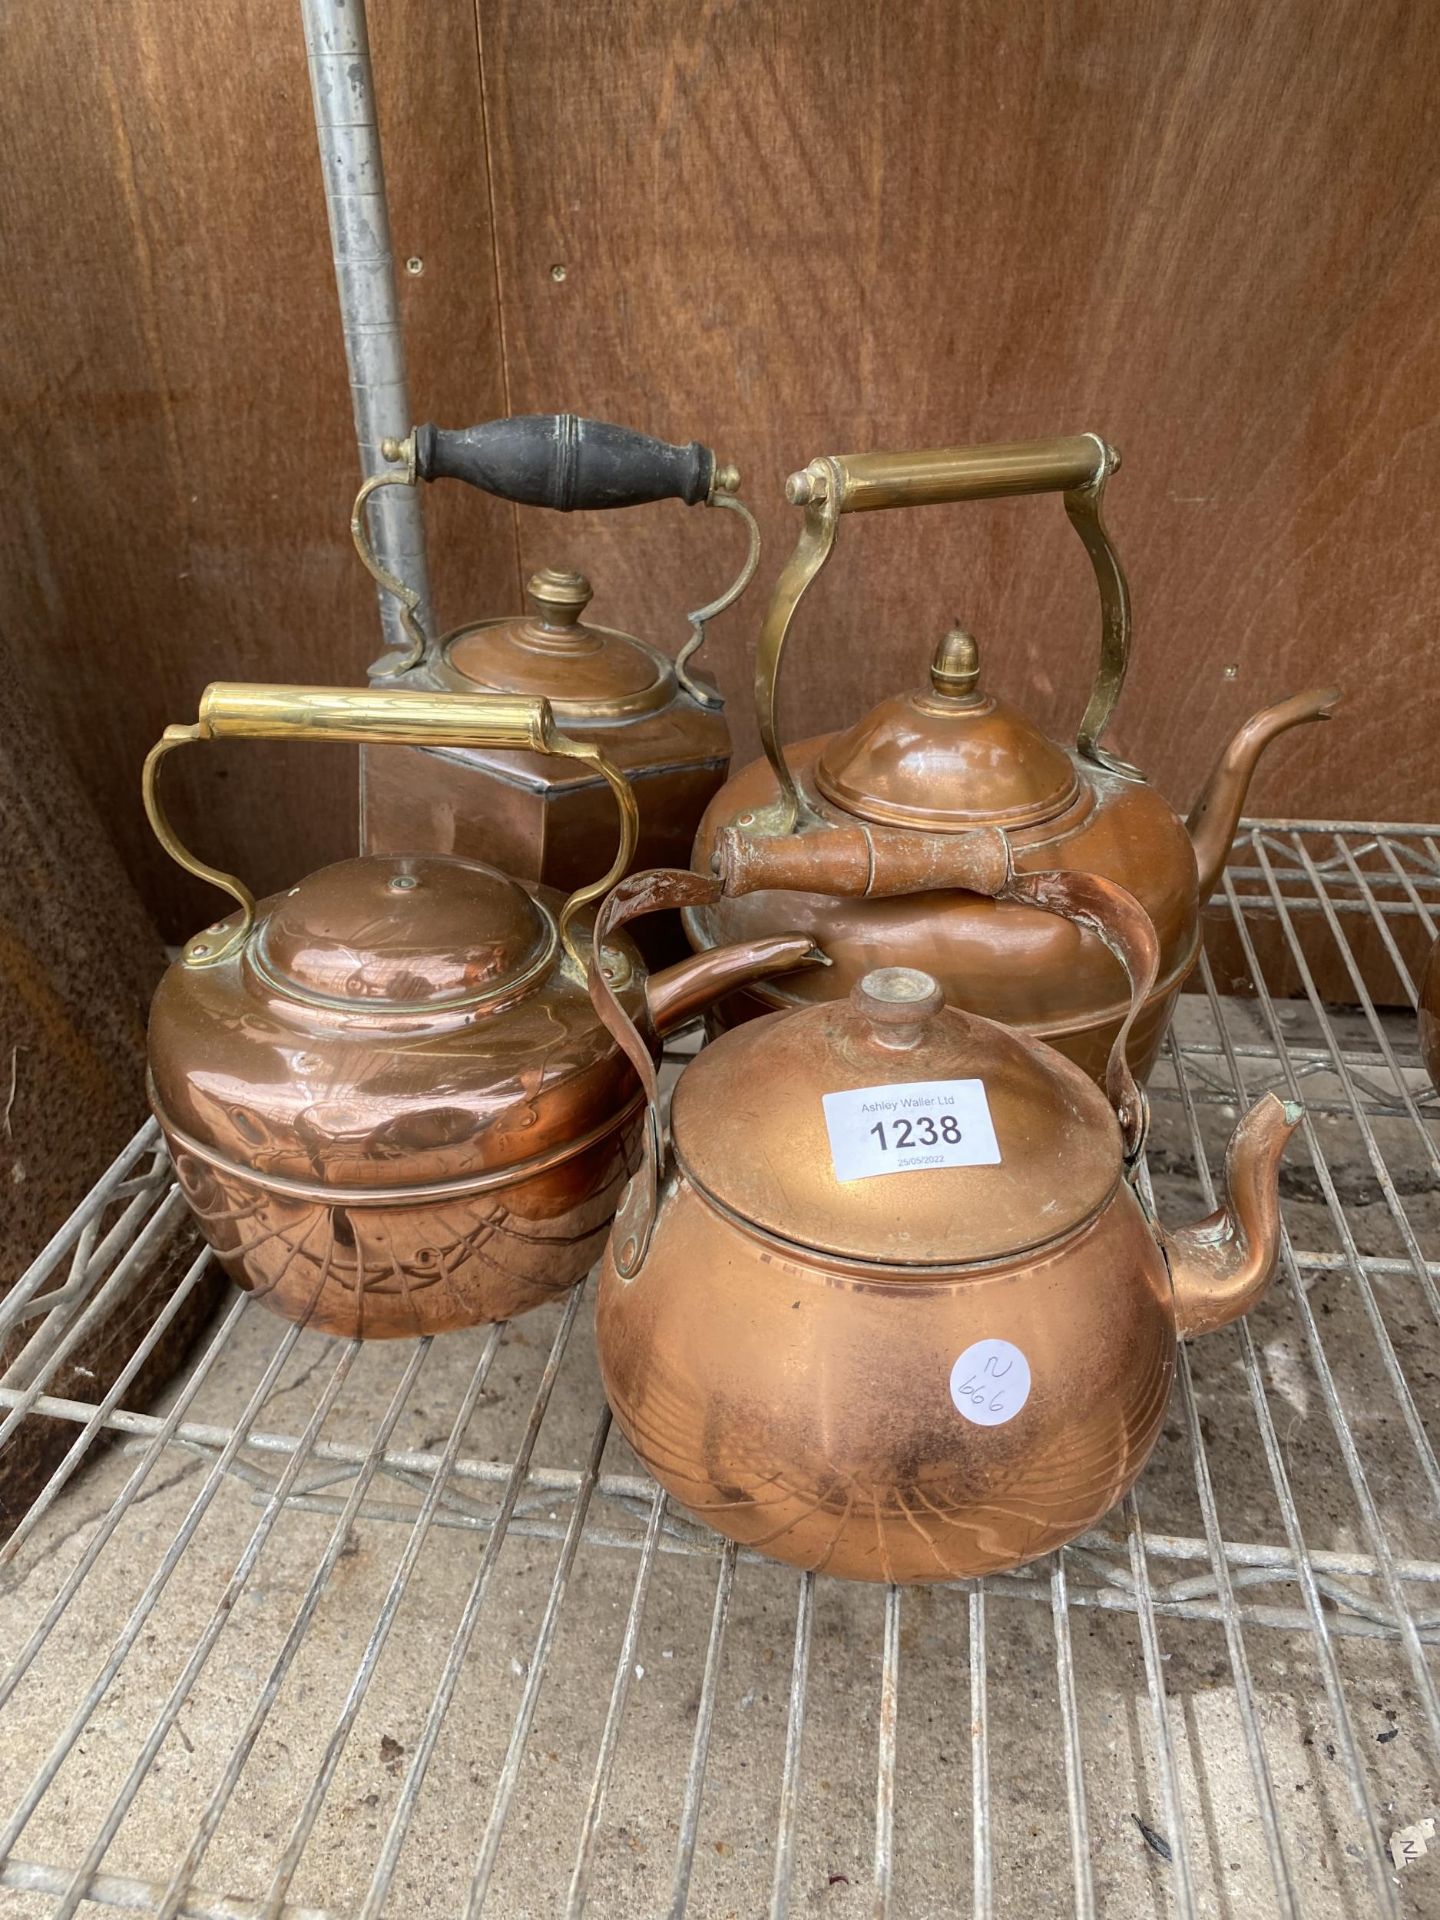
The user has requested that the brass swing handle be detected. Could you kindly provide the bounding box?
[712,823,1159,1163]
[757,431,1134,836]
[353,416,756,700]
[143,683,638,973]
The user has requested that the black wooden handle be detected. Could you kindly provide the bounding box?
[412,415,716,510]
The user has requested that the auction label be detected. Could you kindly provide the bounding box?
[821,1078,1001,1183]
[949,1339,1032,1426]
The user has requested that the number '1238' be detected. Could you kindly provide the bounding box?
[868,1114,962,1151]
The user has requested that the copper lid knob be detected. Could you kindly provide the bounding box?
[929,627,981,700]
[852,966,945,1049]
[526,567,593,628]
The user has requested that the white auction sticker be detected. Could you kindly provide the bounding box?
[949,1339,1032,1426]
[821,1078,1001,1183]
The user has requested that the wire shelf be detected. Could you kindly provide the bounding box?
[1,822,1438,1918]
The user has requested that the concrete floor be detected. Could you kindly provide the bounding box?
[1,1001,1438,1918]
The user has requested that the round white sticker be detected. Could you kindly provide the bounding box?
[949,1339,1031,1427]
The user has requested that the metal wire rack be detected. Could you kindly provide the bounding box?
[2,821,1438,1919]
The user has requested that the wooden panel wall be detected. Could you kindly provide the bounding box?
[3,0,1439,948]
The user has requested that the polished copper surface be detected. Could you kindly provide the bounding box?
[256,854,554,1007]
[364,566,731,969]
[814,637,1080,831]
[151,857,815,1339]
[437,569,673,716]
[146,684,816,1340]
[595,868,1302,1582]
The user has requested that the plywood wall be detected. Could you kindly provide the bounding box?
[3,0,1439,942]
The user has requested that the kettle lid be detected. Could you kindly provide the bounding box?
[256,854,556,1011]
[436,566,674,720]
[670,966,1120,1267]
[148,853,645,1197]
[815,629,1081,832]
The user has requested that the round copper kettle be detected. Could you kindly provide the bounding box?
[591,858,1300,1583]
[143,683,816,1340]
[352,414,758,966]
[687,432,1339,1083]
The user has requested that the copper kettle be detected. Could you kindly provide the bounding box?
[143,684,816,1339]
[591,854,1300,1582]
[687,433,1339,1083]
[352,414,758,961]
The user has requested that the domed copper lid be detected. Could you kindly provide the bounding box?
[148,853,649,1198]
[436,567,674,720]
[670,965,1120,1267]
[814,629,1080,832]
[253,854,556,1012]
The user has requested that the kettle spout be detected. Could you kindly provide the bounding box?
[645,934,825,1036]
[1187,688,1340,900]
[1162,1092,1302,1339]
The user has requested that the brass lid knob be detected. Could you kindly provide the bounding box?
[852,966,945,1049]
[526,567,593,628]
[930,627,981,700]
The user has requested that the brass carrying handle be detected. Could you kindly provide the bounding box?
[351,417,757,699]
[757,431,1135,834]
[143,683,639,972]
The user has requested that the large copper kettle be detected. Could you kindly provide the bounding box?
[591,855,1300,1582]
[143,684,816,1339]
[687,433,1339,1082]
[352,414,758,964]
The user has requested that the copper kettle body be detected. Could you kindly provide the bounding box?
[143,684,816,1341]
[352,415,760,968]
[687,433,1339,1083]
[593,861,1300,1583]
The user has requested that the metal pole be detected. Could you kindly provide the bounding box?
[300,0,434,671]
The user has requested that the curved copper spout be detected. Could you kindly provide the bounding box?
[1162,1092,1302,1338]
[645,934,825,1035]
[1186,688,1341,901]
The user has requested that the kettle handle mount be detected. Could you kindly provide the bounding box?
[589,850,1160,1278]
[142,683,639,972]
[352,414,760,705]
[759,432,1135,835]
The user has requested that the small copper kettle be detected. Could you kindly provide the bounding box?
[591,856,1300,1583]
[687,433,1339,1082]
[352,414,758,962]
[143,683,816,1340]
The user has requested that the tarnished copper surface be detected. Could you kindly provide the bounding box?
[691,427,1340,1080]
[596,869,1301,1582]
[690,678,1338,1082]
[689,730,1199,1081]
